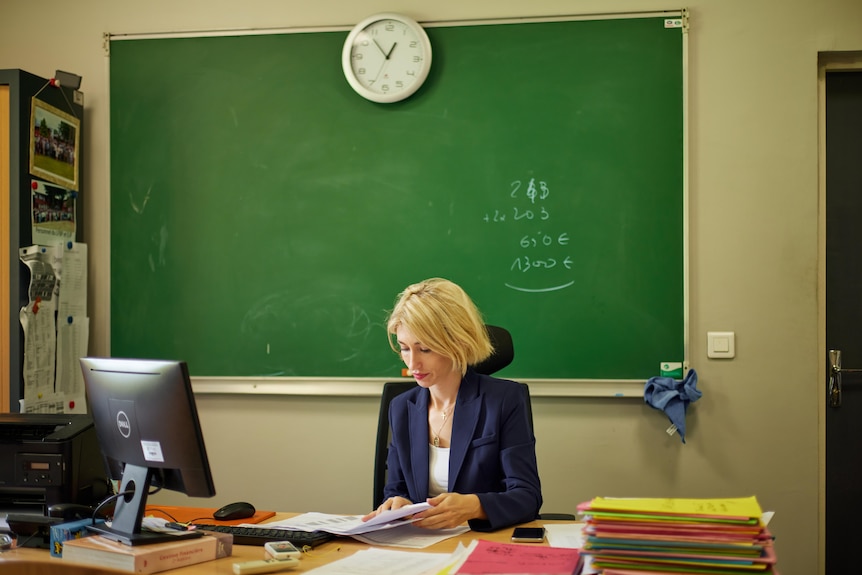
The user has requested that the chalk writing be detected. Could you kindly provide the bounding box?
[482,206,551,222]
[483,176,574,292]
[511,256,574,272]
[519,232,570,248]
[510,178,550,203]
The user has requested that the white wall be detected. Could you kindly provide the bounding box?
[4,2,862,574]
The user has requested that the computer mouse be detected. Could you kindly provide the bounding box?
[212,501,256,521]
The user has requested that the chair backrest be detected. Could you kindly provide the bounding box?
[372,325,520,508]
[473,324,514,375]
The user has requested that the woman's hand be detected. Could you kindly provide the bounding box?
[361,496,414,522]
[412,493,486,529]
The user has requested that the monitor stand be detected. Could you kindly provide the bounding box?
[87,464,203,546]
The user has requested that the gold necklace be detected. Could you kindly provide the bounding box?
[431,407,452,448]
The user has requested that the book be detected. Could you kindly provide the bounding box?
[49,517,107,557]
[61,531,233,574]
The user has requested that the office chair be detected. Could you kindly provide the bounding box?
[372,325,576,520]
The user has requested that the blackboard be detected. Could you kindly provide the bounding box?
[109,13,686,381]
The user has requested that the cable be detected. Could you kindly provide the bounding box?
[92,490,135,524]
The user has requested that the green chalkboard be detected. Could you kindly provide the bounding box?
[109,14,686,380]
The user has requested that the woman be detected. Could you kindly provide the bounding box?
[362,278,543,531]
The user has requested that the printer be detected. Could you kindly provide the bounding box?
[0,413,110,515]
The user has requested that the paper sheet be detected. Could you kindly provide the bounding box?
[544,522,585,549]
[350,523,470,549]
[268,502,432,536]
[58,242,87,318]
[19,245,58,399]
[304,547,454,575]
[18,243,89,414]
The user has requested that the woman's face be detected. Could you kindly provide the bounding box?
[396,325,456,388]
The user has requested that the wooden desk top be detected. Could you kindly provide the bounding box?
[0,513,553,574]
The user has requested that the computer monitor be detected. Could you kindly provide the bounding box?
[79,357,216,545]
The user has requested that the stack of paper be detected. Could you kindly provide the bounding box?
[577,496,779,575]
[252,502,470,549]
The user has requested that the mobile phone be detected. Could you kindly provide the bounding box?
[264,540,302,560]
[511,526,545,543]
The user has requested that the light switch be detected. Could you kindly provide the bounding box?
[707,331,735,359]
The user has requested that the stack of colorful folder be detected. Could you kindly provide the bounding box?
[577,496,779,575]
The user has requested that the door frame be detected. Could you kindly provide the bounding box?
[1,85,9,413]
[818,50,862,575]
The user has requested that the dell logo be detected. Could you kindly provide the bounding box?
[116,410,131,438]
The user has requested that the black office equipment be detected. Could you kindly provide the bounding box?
[48,502,102,521]
[80,357,217,545]
[0,413,108,514]
[191,523,335,548]
[1,68,86,410]
[4,514,63,549]
[213,501,256,521]
[107,13,687,383]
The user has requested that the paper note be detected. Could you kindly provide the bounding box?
[57,242,88,318]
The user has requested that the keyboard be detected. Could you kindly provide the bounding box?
[192,523,335,548]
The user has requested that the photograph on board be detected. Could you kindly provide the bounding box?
[31,179,77,245]
[29,97,80,191]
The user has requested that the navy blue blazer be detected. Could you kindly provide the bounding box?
[383,370,543,531]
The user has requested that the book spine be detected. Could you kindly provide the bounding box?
[137,533,232,574]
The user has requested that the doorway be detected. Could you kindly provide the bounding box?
[821,53,862,575]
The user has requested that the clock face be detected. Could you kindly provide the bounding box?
[342,14,432,103]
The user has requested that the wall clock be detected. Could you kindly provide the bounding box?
[342,13,432,103]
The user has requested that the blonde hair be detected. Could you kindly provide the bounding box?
[387,278,493,376]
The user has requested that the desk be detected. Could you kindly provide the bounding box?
[0,513,555,574]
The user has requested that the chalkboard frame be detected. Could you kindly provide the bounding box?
[107,10,689,394]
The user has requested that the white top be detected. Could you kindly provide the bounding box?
[428,444,450,497]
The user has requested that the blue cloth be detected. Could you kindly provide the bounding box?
[385,370,543,532]
[643,369,701,443]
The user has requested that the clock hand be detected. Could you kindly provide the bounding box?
[371,58,388,86]
[372,39,387,57]
[370,41,396,86]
